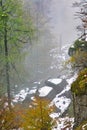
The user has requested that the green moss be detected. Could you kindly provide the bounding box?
[74,40,87,50]
[68,39,87,56]
[71,68,87,95]
[75,120,87,130]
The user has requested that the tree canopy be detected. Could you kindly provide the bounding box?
[0,0,35,103]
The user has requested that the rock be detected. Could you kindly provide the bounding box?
[73,94,87,128]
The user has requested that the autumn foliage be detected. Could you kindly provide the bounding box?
[0,97,22,130]
[21,96,56,130]
[71,68,87,95]
[0,96,56,130]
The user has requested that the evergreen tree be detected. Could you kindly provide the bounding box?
[0,0,34,107]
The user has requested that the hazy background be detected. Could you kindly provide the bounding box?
[16,0,80,90]
[49,0,80,45]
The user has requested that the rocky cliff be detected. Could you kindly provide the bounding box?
[73,94,87,129]
[71,69,87,129]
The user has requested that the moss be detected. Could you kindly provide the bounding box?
[68,39,87,56]
[74,40,87,50]
[71,68,87,95]
[75,120,87,130]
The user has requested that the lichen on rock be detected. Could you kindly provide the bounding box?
[71,68,87,95]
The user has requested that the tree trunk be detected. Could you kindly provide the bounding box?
[4,21,11,109]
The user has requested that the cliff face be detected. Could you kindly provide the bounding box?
[73,94,87,128]
[70,68,87,129]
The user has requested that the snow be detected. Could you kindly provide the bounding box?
[49,75,77,116]
[13,75,76,114]
[39,86,53,97]
[12,74,77,129]
[52,96,71,114]
[12,76,75,130]
[28,89,37,94]
[13,88,37,102]
[31,96,35,101]
[50,113,60,119]
[66,73,77,85]
[49,44,70,70]
[56,74,77,97]
[34,81,41,84]
[13,88,29,102]
[48,78,62,85]
[57,85,70,97]
[52,117,74,130]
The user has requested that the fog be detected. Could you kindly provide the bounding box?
[20,0,80,89]
[49,0,80,45]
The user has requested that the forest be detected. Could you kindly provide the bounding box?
[0,0,87,130]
